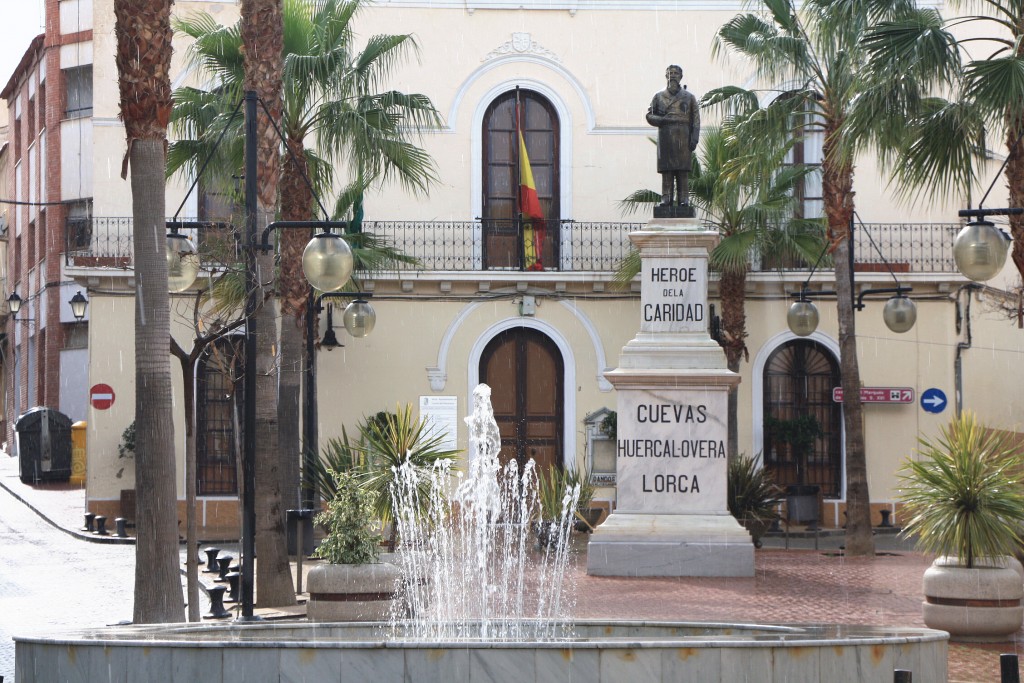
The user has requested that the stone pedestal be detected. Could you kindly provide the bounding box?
[587,217,752,577]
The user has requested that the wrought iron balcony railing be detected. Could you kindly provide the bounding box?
[64,217,961,274]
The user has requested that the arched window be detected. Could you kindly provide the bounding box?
[196,337,244,495]
[763,339,842,498]
[481,89,559,269]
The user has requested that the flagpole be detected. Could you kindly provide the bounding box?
[515,86,524,270]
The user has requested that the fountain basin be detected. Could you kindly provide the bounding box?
[15,620,947,682]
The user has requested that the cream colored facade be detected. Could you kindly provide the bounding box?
[63,0,1024,535]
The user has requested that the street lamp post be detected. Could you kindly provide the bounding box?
[301,291,375,507]
[786,217,916,337]
[953,207,1018,281]
[165,90,369,618]
[6,291,89,321]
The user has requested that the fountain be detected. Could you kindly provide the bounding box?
[13,385,947,682]
[386,384,578,643]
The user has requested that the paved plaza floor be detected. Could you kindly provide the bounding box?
[2,453,1021,682]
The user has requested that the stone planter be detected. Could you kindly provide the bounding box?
[922,556,1024,642]
[306,562,401,622]
[739,517,774,549]
[574,508,604,532]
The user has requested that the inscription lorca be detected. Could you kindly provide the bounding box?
[643,474,699,493]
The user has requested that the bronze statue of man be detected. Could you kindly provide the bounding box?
[646,64,701,210]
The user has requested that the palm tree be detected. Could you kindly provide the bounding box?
[170,0,439,450]
[860,1,1024,278]
[620,124,824,458]
[172,0,440,603]
[240,0,294,608]
[113,0,185,623]
[707,0,937,555]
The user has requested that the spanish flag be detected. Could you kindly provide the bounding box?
[517,107,544,270]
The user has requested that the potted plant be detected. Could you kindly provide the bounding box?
[535,467,573,547]
[727,453,782,548]
[898,412,1024,641]
[116,421,137,522]
[306,469,401,622]
[766,414,823,524]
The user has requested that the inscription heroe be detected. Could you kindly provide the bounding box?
[650,266,698,282]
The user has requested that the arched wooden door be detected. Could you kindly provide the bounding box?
[480,328,563,474]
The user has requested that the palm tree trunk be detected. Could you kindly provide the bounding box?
[719,269,748,460]
[242,0,296,607]
[128,138,186,623]
[1006,123,1024,279]
[822,123,874,557]
[114,0,185,624]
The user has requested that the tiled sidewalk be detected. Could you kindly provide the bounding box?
[571,547,1021,681]
[3,451,1021,681]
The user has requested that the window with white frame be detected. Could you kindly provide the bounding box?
[63,66,93,119]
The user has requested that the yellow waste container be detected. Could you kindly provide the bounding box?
[71,421,87,486]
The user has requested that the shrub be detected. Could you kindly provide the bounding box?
[312,469,382,565]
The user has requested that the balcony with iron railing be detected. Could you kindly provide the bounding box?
[64,217,961,274]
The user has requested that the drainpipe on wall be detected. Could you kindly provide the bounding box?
[953,283,979,417]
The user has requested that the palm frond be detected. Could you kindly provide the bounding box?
[964,56,1024,125]
[617,190,661,217]
[891,98,987,202]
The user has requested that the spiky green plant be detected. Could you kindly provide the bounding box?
[898,412,1024,568]
[536,467,568,523]
[727,453,782,528]
[305,426,367,503]
[359,404,461,550]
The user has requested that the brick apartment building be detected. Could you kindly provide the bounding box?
[2,0,92,453]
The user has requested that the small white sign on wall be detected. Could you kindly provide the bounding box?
[419,395,459,451]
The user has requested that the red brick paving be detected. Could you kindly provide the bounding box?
[571,547,1024,682]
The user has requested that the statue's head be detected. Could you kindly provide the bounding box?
[665,65,682,93]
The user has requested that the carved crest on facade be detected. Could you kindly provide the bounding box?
[482,33,561,62]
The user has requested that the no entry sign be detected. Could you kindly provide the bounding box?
[90,383,116,410]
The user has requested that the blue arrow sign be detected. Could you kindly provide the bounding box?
[921,388,947,414]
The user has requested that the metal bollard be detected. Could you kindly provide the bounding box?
[217,555,234,582]
[225,572,241,603]
[115,517,128,538]
[204,586,231,619]
[893,670,912,682]
[1002,654,1020,683]
[879,509,893,528]
[82,513,95,533]
[197,542,205,566]
[203,547,221,572]
[94,516,109,535]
